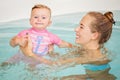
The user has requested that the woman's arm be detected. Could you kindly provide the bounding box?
[58,40,73,48]
[20,35,53,65]
[20,35,80,65]
[20,35,110,66]
[56,53,110,66]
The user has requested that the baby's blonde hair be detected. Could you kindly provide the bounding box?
[32,4,51,16]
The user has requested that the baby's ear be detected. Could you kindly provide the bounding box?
[29,18,32,25]
[48,21,52,26]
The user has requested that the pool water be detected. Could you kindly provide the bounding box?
[0,11,120,80]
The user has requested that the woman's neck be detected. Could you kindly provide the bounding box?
[82,43,103,58]
[82,42,100,50]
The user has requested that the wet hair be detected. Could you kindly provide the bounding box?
[87,11,115,44]
[31,4,51,16]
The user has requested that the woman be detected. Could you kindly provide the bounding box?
[20,11,116,80]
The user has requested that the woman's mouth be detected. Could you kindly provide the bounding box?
[76,33,80,39]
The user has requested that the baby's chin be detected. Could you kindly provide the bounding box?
[33,27,45,30]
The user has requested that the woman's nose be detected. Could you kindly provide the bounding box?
[75,27,79,32]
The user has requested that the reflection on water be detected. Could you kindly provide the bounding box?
[0,46,117,80]
[0,60,116,80]
[0,62,56,80]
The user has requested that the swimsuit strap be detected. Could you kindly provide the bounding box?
[83,63,110,71]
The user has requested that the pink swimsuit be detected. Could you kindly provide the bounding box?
[17,28,61,56]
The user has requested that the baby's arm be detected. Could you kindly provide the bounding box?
[10,36,27,47]
[10,36,20,47]
[49,33,73,49]
[47,40,72,56]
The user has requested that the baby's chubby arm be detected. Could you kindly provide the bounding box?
[47,40,73,55]
[10,35,28,47]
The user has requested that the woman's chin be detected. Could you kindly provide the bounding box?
[75,40,80,44]
[75,40,83,45]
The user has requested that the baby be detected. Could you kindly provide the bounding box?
[1,4,72,66]
[10,4,72,54]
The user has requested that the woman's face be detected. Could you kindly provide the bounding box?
[75,15,95,45]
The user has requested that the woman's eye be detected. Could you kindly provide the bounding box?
[79,25,83,29]
[80,26,83,29]
[79,24,85,29]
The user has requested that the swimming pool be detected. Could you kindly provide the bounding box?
[0,10,120,80]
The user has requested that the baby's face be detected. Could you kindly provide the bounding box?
[30,8,51,30]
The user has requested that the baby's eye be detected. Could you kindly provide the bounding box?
[34,16,38,18]
[42,17,46,19]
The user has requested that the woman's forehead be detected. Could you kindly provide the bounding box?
[80,15,94,26]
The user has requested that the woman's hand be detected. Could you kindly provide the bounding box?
[20,34,33,57]
[20,35,54,65]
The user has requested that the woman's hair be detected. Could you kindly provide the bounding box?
[87,11,115,44]
[31,4,51,16]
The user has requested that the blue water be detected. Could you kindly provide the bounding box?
[0,11,120,80]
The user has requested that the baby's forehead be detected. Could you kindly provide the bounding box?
[32,8,51,15]
[32,6,51,15]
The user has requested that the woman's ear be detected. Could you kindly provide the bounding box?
[92,32,99,40]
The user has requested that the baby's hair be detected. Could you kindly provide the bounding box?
[104,12,115,25]
[32,4,51,16]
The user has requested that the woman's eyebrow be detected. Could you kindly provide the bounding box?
[80,23,85,27]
